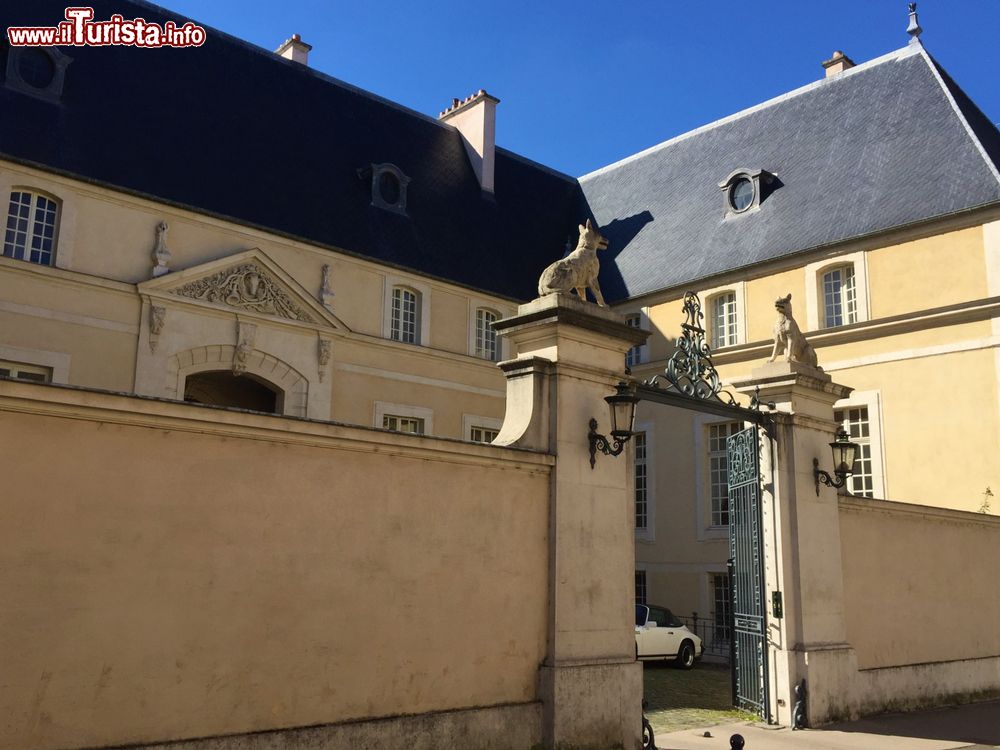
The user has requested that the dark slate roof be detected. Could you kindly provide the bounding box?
[0,0,580,302]
[579,44,1000,303]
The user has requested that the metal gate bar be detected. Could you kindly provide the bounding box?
[727,425,770,721]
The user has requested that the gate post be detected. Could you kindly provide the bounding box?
[494,293,648,750]
[734,361,859,727]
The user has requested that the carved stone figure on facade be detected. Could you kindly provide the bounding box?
[173,263,316,323]
[320,265,335,310]
[233,321,257,376]
[768,294,819,368]
[151,221,171,278]
[537,219,608,306]
[317,338,332,381]
[148,305,166,351]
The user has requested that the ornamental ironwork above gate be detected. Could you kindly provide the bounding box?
[634,291,773,429]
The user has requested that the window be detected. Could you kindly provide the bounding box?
[4,47,72,102]
[708,422,741,526]
[625,314,642,368]
[469,425,499,443]
[634,431,648,530]
[0,360,52,383]
[382,414,425,434]
[475,308,500,361]
[4,190,59,266]
[390,286,420,344]
[718,168,776,216]
[367,163,410,214]
[822,266,857,328]
[712,573,732,644]
[635,571,647,605]
[835,406,874,497]
[729,178,754,212]
[710,292,738,348]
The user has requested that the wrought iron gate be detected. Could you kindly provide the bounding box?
[726,425,770,720]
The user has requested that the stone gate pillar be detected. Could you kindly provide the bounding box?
[494,293,648,750]
[734,361,859,726]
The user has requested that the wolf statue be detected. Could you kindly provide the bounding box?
[768,294,819,368]
[538,218,608,306]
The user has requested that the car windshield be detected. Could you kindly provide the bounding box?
[635,604,648,626]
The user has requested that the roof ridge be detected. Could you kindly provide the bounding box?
[496,147,577,183]
[916,46,1000,188]
[578,44,921,182]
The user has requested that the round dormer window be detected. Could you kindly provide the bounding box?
[378,171,401,206]
[729,178,755,212]
[18,48,56,89]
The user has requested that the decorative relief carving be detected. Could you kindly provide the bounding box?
[317,338,332,381]
[172,263,318,323]
[233,321,257,376]
[320,265,335,310]
[148,305,166,351]
[151,221,171,278]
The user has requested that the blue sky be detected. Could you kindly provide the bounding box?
[163,0,999,177]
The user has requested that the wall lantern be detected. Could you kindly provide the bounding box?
[813,427,860,495]
[588,381,640,469]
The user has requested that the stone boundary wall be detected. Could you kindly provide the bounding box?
[838,496,1000,713]
[0,381,553,750]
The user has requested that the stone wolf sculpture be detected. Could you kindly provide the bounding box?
[768,294,819,368]
[538,218,608,306]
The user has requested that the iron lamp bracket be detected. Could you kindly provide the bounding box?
[588,417,628,469]
[813,457,849,496]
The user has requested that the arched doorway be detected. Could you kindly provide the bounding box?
[183,370,283,414]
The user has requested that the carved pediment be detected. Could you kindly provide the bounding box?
[169,262,319,323]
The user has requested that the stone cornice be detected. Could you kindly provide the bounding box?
[839,496,1000,528]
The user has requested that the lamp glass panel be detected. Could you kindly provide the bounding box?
[832,441,858,475]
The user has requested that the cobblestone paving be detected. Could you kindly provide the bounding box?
[642,661,759,736]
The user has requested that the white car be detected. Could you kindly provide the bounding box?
[635,604,702,669]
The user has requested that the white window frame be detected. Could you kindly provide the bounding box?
[3,188,60,267]
[0,345,69,383]
[382,275,431,346]
[467,297,512,361]
[373,401,434,436]
[0,172,76,270]
[633,419,656,542]
[833,390,887,500]
[473,307,501,361]
[623,308,650,368]
[0,359,52,382]
[805,252,870,331]
[635,569,648,605]
[707,291,739,349]
[693,415,744,540]
[462,414,502,443]
[697,282,746,348]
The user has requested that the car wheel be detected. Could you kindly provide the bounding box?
[675,640,695,670]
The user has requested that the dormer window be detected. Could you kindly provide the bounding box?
[718,169,776,217]
[368,163,410,214]
[4,47,72,103]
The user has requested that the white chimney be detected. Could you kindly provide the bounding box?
[439,89,500,194]
[821,50,855,78]
[275,34,312,66]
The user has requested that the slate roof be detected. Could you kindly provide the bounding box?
[579,44,1000,303]
[0,0,580,302]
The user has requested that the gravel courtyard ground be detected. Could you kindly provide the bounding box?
[642,661,758,736]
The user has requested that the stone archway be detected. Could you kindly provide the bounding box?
[166,345,308,418]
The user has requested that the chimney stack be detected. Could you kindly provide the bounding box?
[821,50,855,77]
[439,89,500,194]
[275,33,312,65]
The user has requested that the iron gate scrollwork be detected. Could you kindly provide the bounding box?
[727,425,770,720]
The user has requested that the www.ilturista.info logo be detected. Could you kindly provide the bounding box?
[7,7,207,48]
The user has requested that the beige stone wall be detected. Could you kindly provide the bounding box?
[0,381,552,750]
[839,497,1000,670]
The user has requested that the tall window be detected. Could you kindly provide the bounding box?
[382,414,424,434]
[4,190,58,266]
[0,360,52,383]
[708,422,741,526]
[390,286,419,344]
[625,314,643,368]
[634,431,648,530]
[635,570,647,605]
[469,425,499,443]
[822,266,857,328]
[710,292,738,348]
[475,308,500,361]
[712,573,732,644]
[834,406,874,497]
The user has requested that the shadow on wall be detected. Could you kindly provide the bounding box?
[596,211,654,303]
[825,700,1000,746]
